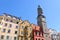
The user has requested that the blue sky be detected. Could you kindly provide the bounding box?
[0,0,60,32]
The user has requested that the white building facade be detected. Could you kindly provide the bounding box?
[49,28,59,40]
[0,13,20,40]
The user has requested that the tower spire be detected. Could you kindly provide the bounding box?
[37,5,43,15]
[38,5,40,8]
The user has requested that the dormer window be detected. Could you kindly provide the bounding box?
[6,19,8,21]
[8,16,11,18]
[17,19,19,20]
[13,17,16,19]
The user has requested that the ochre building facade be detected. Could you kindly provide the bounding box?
[18,20,33,40]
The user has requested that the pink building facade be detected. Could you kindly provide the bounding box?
[31,24,44,40]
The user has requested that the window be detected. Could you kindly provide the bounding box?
[6,19,8,21]
[21,31,24,35]
[37,32,39,36]
[25,26,28,29]
[30,38,32,40]
[10,20,13,22]
[0,22,1,24]
[6,36,9,39]
[9,24,12,28]
[30,28,32,30]
[25,38,28,40]
[42,39,44,40]
[24,32,28,35]
[5,23,7,26]
[36,38,37,40]
[38,39,40,40]
[1,35,4,39]
[14,37,16,40]
[16,22,19,24]
[3,29,6,32]
[21,37,23,40]
[15,31,17,34]
[36,31,40,36]
[16,26,18,29]
[22,26,24,29]
[46,35,48,37]
[0,22,3,25]
[36,32,37,35]
[8,29,11,33]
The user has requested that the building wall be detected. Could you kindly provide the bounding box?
[19,20,32,40]
[57,33,60,40]
[0,14,20,40]
[31,24,44,40]
[48,28,59,40]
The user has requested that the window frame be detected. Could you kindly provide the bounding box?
[1,35,4,39]
[5,23,7,27]
[8,29,11,33]
[15,31,18,34]
[9,24,12,28]
[6,36,9,39]
[14,37,17,40]
[3,29,6,32]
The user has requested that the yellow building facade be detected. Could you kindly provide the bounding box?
[18,20,32,40]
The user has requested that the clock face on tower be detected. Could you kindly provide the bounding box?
[42,18,45,22]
